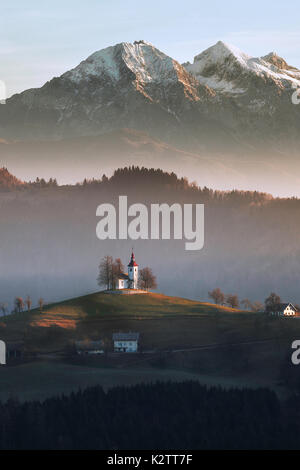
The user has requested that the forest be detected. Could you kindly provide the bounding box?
[0,380,299,450]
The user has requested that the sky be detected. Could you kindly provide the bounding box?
[1,0,300,98]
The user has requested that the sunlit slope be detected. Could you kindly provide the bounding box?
[1,291,300,377]
[0,291,245,351]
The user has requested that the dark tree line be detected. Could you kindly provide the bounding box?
[76,166,275,205]
[4,165,300,213]
[0,167,58,192]
[0,381,299,449]
[28,177,58,188]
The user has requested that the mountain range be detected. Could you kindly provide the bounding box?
[0,40,300,195]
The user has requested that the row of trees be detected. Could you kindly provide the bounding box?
[208,288,299,312]
[208,288,245,309]
[0,297,45,316]
[28,177,58,188]
[13,296,44,313]
[97,255,157,291]
[75,166,274,205]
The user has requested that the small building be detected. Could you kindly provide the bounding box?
[113,332,140,353]
[75,340,104,355]
[274,303,297,316]
[0,340,5,365]
[117,273,130,290]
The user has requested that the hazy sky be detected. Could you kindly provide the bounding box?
[1,0,300,97]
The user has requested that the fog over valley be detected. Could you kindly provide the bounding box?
[0,167,299,311]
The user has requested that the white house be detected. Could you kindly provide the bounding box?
[113,332,140,353]
[274,303,297,316]
[117,251,139,290]
[0,340,5,365]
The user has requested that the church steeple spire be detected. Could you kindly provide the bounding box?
[128,250,138,267]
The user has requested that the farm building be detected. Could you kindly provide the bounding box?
[113,332,139,353]
[273,303,297,316]
[0,340,5,365]
[75,340,104,355]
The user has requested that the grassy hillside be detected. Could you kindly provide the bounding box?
[1,291,300,399]
[0,291,243,351]
[1,290,298,353]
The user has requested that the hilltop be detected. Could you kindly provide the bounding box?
[1,291,243,352]
[1,288,299,363]
[1,290,300,401]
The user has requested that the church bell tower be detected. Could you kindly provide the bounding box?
[128,251,138,289]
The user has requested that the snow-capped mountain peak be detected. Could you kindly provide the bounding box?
[261,52,294,71]
[2,39,300,151]
[64,44,122,82]
[64,40,181,85]
[60,40,201,107]
[3,40,204,141]
[197,40,250,65]
[185,40,300,94]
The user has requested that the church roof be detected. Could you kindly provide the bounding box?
[277,303,296,311]
[128,251,138,267]
[118,273,129,280]
[113,332,140,341]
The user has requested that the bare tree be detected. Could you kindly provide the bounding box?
[97,255,113,290]
[265,292,281,313]
[25,295,32,312]
[38,298,44,312]
[241,298,252,310]
[208,288,225,305]
[111,258,125,289]
[251,301,264,312]
[0,303,7,316]
[139,267,157,290]
[114,258,124,276]
[15,297,24,313]
[226,294,240,309]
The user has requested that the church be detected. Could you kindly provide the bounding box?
[116,251,139,290]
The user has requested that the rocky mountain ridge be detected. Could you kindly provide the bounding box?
[0,39,299,154]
